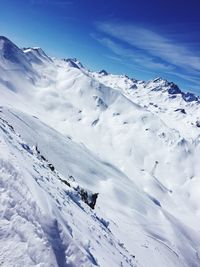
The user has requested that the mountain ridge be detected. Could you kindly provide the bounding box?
[1,36,200,267]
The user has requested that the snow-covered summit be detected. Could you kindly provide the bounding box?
[63,57,84,69]
[0,36,32,71]
[23,47,52,64]
[144,77,199,101]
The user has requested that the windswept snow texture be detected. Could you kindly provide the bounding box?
[1,36,200,267]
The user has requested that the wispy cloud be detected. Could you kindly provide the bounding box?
[96,21,200,72]
[103,53,158,77]
[166,71,200,87]
[92,33,173,71]
[94,21,200,88]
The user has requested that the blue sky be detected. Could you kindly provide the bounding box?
[0,0,200,92]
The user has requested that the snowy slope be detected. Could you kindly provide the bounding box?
[0,107,138,267]
[1,36,200,267]
[92,72,200,140]
[1,106,200,267]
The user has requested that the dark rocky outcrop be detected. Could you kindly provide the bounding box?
[99,69,108,76]
[48,163,55,172]
[182,92,198,102]
[174,108,186,114]
[75,186,98,209]
[167,82,182,95]
[196,121,200,128]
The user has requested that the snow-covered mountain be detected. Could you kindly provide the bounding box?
[1,36,200,267]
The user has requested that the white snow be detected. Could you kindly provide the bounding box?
[1,36,200,267]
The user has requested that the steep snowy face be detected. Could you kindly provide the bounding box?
[0,36,38,99]
[0,107,139,267]
[0,36,32,71]
[1,36,200,267]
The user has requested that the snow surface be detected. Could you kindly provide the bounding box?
[1,36,200,267]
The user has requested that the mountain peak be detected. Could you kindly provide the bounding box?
[153,77,163,83]
[63,57,84,69]
[0,36,32,71]
[23,47,52,64]
[23,47,46,55]
[0,35,11,42]
[0,36,21,62]
[99,69,108,75]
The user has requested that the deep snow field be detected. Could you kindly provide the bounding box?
[1,36,200,267]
